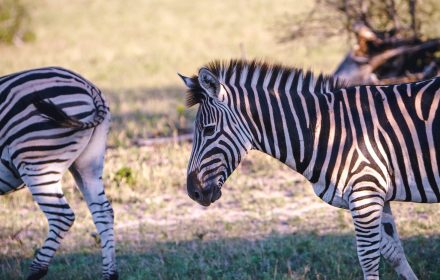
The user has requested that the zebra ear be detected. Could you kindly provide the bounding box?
[178,73,197,89]
[198,68,220,97]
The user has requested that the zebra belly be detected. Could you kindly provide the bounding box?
[311,182,349,209]
[0,157,23,195]
[390,178,440,203]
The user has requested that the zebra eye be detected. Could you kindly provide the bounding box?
[203,125,216,136]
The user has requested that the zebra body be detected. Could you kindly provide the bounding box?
[179,60,438,279]
[0,67,117,280]
[308,78,440,206]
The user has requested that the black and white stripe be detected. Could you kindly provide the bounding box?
[0,67,117,280]
[180,59,438,279]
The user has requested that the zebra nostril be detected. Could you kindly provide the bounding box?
[194,190,201,200]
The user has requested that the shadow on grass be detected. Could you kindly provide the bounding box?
[1,232,439,280]
[103,86,184,102]
[102,86,196,146]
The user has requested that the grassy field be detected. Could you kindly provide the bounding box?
[1,1,440,279]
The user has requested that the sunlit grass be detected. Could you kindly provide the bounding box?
[0,0,346,89]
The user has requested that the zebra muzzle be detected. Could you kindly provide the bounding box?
[187,172,222,206]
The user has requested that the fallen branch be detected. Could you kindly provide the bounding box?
[334,38,440,84]
[134,133,193,146]
[369,39,440,71]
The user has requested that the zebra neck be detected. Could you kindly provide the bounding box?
[237,79,329,182]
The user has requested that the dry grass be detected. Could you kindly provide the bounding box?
[0,0,346,89]
[1,1,440,279]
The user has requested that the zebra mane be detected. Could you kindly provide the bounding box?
[185,59,349,107]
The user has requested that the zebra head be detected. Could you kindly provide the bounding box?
[179,67,253,206]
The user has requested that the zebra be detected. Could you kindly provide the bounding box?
[178,59,440,280]
[0,67,117,280]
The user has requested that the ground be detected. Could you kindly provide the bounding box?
[0,0,439,279]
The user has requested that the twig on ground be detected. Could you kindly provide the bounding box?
[134,133,193,147]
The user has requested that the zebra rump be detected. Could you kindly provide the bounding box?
[0,67,117,280]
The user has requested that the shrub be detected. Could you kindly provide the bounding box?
[0,0,34,44]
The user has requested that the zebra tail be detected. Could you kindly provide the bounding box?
[32,89,108,130]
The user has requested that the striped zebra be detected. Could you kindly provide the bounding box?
[0,67,117,280]
[178,59,440,280]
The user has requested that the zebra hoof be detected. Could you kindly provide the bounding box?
[26,267,48,280]
[104,271,118,280]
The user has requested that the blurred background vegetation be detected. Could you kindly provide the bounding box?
[0,0,440,279]
[0,0,34,44]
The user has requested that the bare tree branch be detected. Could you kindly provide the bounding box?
[385,0,400,30]
[408,0,417,37]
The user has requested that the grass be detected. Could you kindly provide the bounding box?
[0,0,346,89]
[1,0,440,279]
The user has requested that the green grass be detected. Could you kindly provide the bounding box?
[1,1,440,279]
[2,145,440,279]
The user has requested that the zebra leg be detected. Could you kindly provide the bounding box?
[24,179,75,280]
[380,202,417,280]
[69,118,117,280]
[349,190,384,280]
[69,164,117,280]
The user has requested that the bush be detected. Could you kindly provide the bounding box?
[0,0,34,44]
